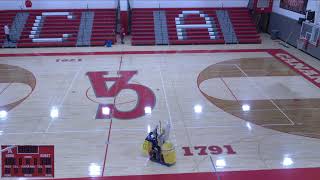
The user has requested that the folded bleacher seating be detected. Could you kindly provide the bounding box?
[0,9,116,48]
[228,8,261,43]
[0,11,17,47]
[131,8,261,45]
[166,9,224,45]
[18,10,81,47]
[90,9,116,46]
[131,9,156,45]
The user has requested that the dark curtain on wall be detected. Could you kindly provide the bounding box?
[280,0,308,14]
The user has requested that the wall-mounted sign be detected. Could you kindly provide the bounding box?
[280,0,308,14]
[1,145,54,177]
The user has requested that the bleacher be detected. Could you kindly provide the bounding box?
[0,11,17,47]
[18,10,82,47]
[131,8,261,45]
[131,9,156,45]
[1,7,260,47]
[228,8,261,43]
[0,9,116,48]
[165,8,224,45]
[91,9,116,46]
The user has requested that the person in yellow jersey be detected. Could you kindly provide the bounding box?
[142,122,176,166]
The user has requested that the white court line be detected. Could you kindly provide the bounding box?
[0,128,146,136]
[45,65,84,132]
[159,60,177,145]
[209,155,221,180]
[159,68,172,124]
[185,125,250,129]
[235,64,295,126]
[228,107,320,112]
[3,129,106,135]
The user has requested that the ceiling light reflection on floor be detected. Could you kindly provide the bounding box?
[88,163,101,177]
[216,159,226,168]
[0,110,8,119]
[242,104,250,111]
[102,106,110,115]
[246,122,252,131]
[282,157,294,166]
[144,106,152,114]
[50,107,59,118]
[194,105,202,113]
[147,125,151,133]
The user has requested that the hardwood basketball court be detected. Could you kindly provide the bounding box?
[1,44,320,179]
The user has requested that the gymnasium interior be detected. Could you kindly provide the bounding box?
[0,0,320,179]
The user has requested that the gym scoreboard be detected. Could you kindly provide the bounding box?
[1,145,54,177]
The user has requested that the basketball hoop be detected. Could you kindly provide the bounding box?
[308,39,320,48]
[297,37,308,50]
[299,21,320,49]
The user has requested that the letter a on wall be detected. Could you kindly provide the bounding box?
[175,11,216,40]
